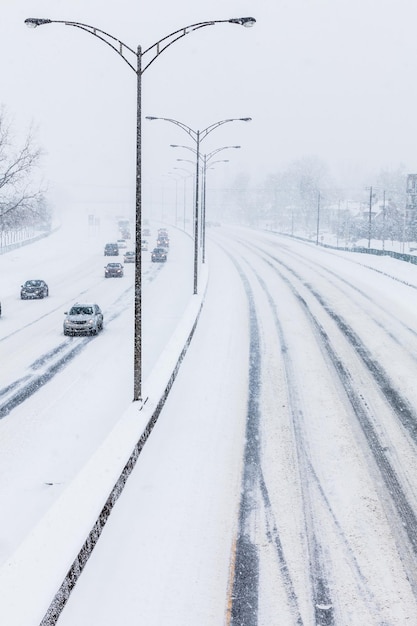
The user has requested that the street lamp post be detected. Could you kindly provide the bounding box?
[162,172,182,225]
[172,144,240,259]
[365,186,377,250]
[25,16,255,402]
[147,116,250,293]
[160,124,249,290]
[173,167,194,231]
[201,157,230,261]
[316,190,321,245]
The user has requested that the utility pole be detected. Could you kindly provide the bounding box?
[382,190,386,251]
[368,186,373,249]
[316,190,321,245]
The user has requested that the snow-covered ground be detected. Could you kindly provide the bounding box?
[3,221,417,624]
[0,210,194,563]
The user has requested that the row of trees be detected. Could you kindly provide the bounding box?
[0,109,51,243]
[225,157,412,246]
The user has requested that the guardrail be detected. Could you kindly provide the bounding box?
[276,231,417,265]
[0,230,53,254]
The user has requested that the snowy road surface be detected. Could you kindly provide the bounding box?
[3,222,417,624]
[57,227,417,625]
[0,214,194,564]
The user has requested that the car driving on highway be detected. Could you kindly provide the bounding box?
[104,262,124,278]
[63,303,103,336]
[104,243,119,256]
[151,247,167,263]
[20,279,49,299]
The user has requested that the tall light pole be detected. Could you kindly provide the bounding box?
[316,190,321,245]
[147,116,250,294]
[201,157,231,261]
[25,16,255,402]
[365,186,377,250]
[162,172,182,225]
[173,144,240,259]
[173,167,194,231]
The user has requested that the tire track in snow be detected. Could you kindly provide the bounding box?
[229,260,261,626]
[221,249,304,626]
[252,268,337,626]
[243,238,417,600]
[0,286,133,418]
[219,233,404,623]
[263,240,417,372]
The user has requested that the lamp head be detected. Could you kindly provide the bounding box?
[229,17,256,28]
[145,116,158,121]
[25,18,52,28]
[239,118,252,122]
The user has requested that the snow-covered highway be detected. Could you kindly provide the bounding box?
[3,222,417,625]
[58,227,417,625]
[0,213,194,565]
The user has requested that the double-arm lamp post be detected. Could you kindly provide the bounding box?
[24,16,255,402]
[200,156,233,262]
[172,168,195,231]
[147,115,250,293]
[173,144,241,261]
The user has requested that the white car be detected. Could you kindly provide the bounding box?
[63,303,103,336]
[117,239,127,249]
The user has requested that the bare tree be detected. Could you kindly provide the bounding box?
[0,109,49,232]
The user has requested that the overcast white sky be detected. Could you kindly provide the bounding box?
[2,0,417,215]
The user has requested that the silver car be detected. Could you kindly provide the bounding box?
[63,303,103,336]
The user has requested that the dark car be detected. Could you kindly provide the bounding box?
[104,243,119,256]
[105,262,124,277]
[21,279,49,299]
[157,236,169,249]
[63,303,103,336]
[151,247,167,263]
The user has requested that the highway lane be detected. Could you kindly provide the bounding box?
[57,227,417,626]
[0,215,194,565]
[226,229,417,624]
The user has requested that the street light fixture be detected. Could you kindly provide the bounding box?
[147,116,251,293]
[173,145,241,261]
[201,157,231,261]
[25,16,255,402]
[177,158,196,164]
[173,168,194,230]
[171,144,241,160]
[173,145,241,260]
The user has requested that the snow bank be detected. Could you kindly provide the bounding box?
[0,266,208,626]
